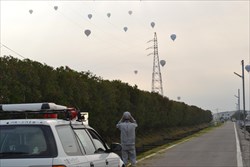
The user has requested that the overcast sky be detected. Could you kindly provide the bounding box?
[1,0,249,113]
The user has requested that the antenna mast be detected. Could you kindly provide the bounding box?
[147,32,163,96]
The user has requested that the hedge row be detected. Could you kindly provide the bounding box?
[0,56,212,139]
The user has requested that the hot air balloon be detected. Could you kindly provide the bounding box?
[177,96,181,100]
[54,6,58,10]
[128,10,132,15]
[107,13,111,18]
[245,65,250,72]
[88,14,92,19]
[151,22,155,28]
[84,29,91,37]
[29,9,33,14]
[170,34,176,41]
[123,27,128,32]
[134,70,138,74]
[160,60,166,67]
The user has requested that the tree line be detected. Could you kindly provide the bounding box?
[0,56,212,139]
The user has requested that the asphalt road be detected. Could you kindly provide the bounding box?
[137,122,240,167]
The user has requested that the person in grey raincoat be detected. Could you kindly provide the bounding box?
[116,111,138,167]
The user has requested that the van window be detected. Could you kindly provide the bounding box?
[74,129,96,155]
[87,129,106,152]
[0,125,57,158]
[56,125,82,156]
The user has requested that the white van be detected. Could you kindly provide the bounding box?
[0,103,124,167]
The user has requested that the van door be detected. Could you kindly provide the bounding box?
[73,128,107,167]
[105,153,121,167]
[86,129,121,167]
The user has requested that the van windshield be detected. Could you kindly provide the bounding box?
[0,125,57,158]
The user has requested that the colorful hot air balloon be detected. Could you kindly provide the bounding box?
[134,70,138,74]
[84,29,91,37]
[123,27,128,32]
[160,60,166,67]
[107,13,111,18]
[151,22,155,28]
[170,34,176,41]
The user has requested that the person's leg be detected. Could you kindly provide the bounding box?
[128,148,137,166]
[122,149,129,166]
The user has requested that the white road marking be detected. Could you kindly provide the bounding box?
[234,122,243,167]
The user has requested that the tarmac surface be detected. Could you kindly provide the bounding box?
[136,121,248,167]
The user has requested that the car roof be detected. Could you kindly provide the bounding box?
[0,119,89,127]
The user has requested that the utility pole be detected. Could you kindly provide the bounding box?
[147,32,163,96]
[234,60,246,138]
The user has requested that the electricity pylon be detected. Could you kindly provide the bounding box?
[147,32,163,96]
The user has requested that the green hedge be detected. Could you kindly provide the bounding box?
[0,56,213,139]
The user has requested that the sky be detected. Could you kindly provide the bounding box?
[1,0,249,113]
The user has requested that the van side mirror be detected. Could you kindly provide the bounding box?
[108,143,122,158]
[110,143,122,152]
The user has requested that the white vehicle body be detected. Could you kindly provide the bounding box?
[0,103,124,167]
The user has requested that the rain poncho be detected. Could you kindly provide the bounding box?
[117,120,137,146]
[116,112,138,166]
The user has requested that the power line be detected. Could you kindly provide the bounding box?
[0,43,26,59]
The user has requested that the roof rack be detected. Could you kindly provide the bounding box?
[0,102,87,123]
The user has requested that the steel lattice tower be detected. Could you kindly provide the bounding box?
[147,32,163,96]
